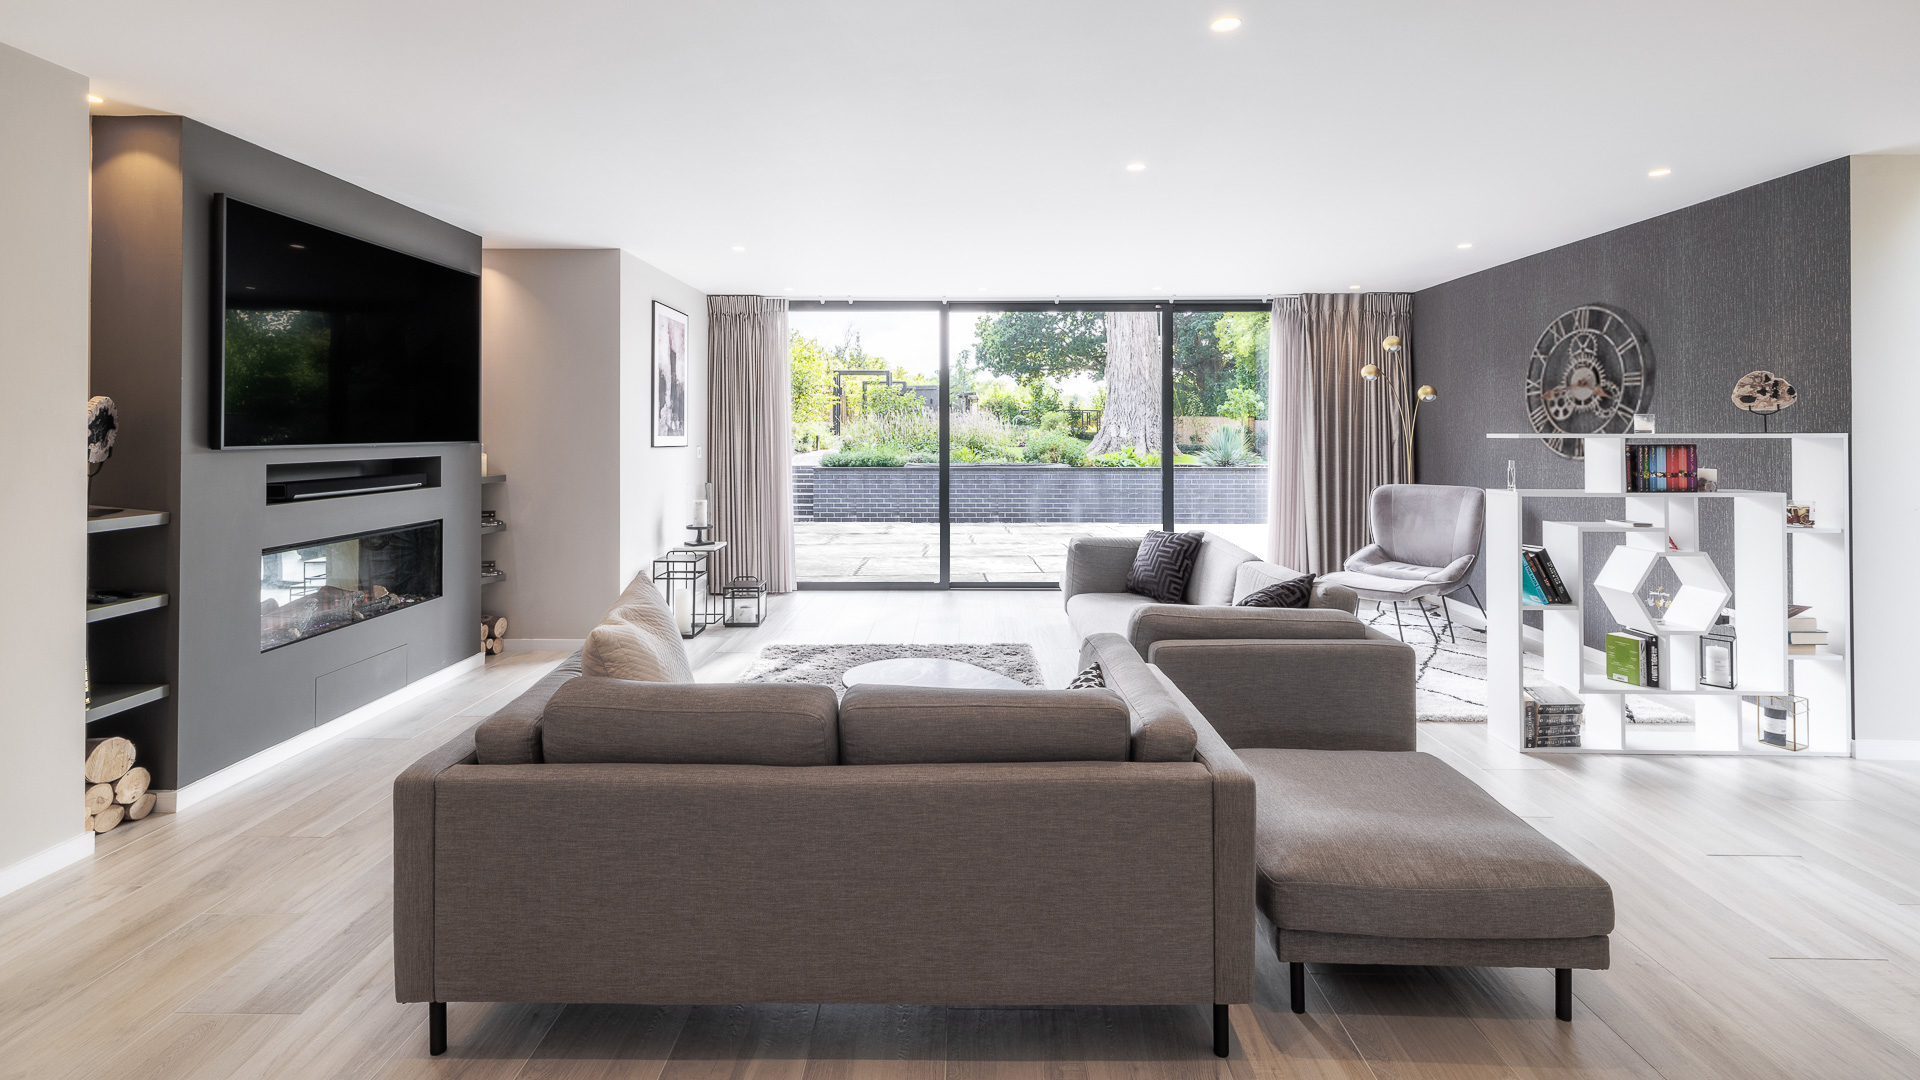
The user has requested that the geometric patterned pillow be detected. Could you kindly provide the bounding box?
[1065,662,1106,689]
[1236,573,1315,609]
[1125,529,1205,603]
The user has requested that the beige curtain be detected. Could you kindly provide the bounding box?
[707,296,795,593]
[1267,293,1414,573]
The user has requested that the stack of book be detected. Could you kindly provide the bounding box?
[1789,610,1828,656]
[1524,684,1585,747]
[1606,629,1662,687]
[1627,444,1700,492]
[1520,545,1573,605]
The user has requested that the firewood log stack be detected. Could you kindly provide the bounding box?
[481,614,508,656]
[84,736,154,833]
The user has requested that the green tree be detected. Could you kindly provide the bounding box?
[972,311,1107,385]
[790,331,836,428]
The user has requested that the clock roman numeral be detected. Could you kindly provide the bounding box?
[1619,369,1644,387]
[1524,375,1544,396]
[1528,404,1551,430]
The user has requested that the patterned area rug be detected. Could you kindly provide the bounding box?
[742,643,1045,693]
[1361,604,1690,724]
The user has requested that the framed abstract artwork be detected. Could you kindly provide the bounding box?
[652,301,690,447]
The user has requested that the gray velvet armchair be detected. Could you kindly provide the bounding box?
[1320,484,1485,641]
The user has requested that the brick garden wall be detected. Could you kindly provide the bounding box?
[794,464,1268,524]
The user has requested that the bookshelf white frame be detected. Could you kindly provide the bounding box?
[1484,433,1851,756]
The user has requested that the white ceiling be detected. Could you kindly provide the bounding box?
[7,1,1918,298]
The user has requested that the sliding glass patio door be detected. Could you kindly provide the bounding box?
[790,301,1270,587]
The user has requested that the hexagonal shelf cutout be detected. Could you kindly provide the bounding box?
[1594,546,1730,634]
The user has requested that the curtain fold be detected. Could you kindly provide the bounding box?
[707,296,795,593]
[1267,293,1414,574]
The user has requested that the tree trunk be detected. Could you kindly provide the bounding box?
[1087,311,1160,458]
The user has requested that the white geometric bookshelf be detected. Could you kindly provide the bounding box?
[1484,433,1851,756]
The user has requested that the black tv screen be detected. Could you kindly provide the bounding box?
[213,195,480,448]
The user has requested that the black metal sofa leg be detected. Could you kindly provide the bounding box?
[1289,962,1306,1014]
[1555,968,1572,1021]
[1213,1002,1230,1057]
[430,1001,447,1055]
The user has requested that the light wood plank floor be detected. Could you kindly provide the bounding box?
[5,590,1920,1078]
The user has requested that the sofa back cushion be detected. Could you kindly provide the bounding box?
[1187,532,1259,606]
[581,570,694,684]
[838,684,1131,765]
[541,678,839,765]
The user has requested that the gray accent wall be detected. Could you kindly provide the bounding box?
[91,116,482,789]
[1411,159,1851,646]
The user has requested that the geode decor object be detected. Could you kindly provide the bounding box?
[1731,370,1796,415]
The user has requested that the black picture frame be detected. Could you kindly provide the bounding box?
[652,301,690,447]
[1700,632,1736,689]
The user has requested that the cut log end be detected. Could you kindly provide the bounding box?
[127,792,156,821]
[114,766,151,806]
[85,783,114,816]
[84,737,136,784]
[91,804,125,833]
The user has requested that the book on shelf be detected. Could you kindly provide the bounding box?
[1627,443,1699,492]
[1787,615,1819,632]
[1524,683,1584,748]
[1789,644,1822,656]
[1520,545,1573,604]
[1789,629,1829,645]
[1520,557,1552,605]
[1605,630,1661,687]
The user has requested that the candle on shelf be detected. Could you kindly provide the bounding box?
[692,499,709,528]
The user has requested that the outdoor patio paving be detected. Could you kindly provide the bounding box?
[795,521,1266,582]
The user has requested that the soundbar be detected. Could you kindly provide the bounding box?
[267,473,428,503]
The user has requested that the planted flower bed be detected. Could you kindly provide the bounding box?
[795,463,1268,524]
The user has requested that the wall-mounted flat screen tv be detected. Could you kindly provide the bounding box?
[212,195,480,448]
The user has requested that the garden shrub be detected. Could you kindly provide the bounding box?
[820,448,906,467]
[1022,430,1088,466]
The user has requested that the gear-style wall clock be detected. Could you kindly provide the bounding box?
[1524,303,1652,459]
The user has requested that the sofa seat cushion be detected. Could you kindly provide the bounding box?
[581,570,695,684]
[837,684,1130,765]
[1066,591,1156,644]
[1242,749,1614,941]
[541,678,839,765]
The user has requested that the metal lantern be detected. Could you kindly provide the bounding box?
[652,550,720,639]
[1745,694,1809,751]
[723,575,767,627]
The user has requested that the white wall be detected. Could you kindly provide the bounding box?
[481,249,706,644]
[1850,155,1920,757]
[0,43,93,895]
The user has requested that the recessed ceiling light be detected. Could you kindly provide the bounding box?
[86,94,104,104]
[1457,242,1472,249]
[1211,16,1242,32]
[1349,285,1362,290]
[977,287,988,292]
[731,245,746,252]
[1648,168,1672,177]
[1126,162,1146,172]
[1152,285,1164,291]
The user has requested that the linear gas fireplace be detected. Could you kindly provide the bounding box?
[260,520,443,651]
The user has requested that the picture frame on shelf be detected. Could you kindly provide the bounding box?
[1700,632,1736,689]
[651,301,690,447]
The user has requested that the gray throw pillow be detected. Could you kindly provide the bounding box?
[1125,529,1204,603]
[1237,573,1315,609]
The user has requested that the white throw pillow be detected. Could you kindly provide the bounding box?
[581,570,694,683]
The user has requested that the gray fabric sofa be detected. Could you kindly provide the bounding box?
[394,642,1254,1057]
[1063,533,1361,656]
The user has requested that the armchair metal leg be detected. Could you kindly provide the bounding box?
[1390,602,1405,640]
[1555,969,1572,1021]
[1289,962,1306,1014]
[1213,1002,1230,1057]
[1416,600,1440,640]
[1463,582,1484,615]
[430,1002,446,1055]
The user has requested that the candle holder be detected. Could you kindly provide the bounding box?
[653,549,722,638]
[685,524,716,546]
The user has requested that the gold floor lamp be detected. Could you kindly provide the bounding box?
[1360,335,1435,481]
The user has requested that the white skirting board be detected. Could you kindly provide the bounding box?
[0,831,94,902]
[168,651,486,814]
[500,638,584,655]
[1853,739,1920,761]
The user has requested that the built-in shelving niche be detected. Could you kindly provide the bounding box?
[265,456,443,504]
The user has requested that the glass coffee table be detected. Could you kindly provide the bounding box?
[840,657,1027,691]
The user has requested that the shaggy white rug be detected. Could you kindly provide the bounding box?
[742,643,1045,693]
[1361,604,1689,724]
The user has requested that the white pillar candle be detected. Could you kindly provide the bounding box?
[693,499,709,528]
[673,580,693,635]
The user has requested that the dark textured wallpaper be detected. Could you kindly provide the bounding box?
[1411,158,1850,644]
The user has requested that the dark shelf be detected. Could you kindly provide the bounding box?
[86,683,170,723]
[87,506,170,533]
[86,592,169,623]
[480,522,505,535]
